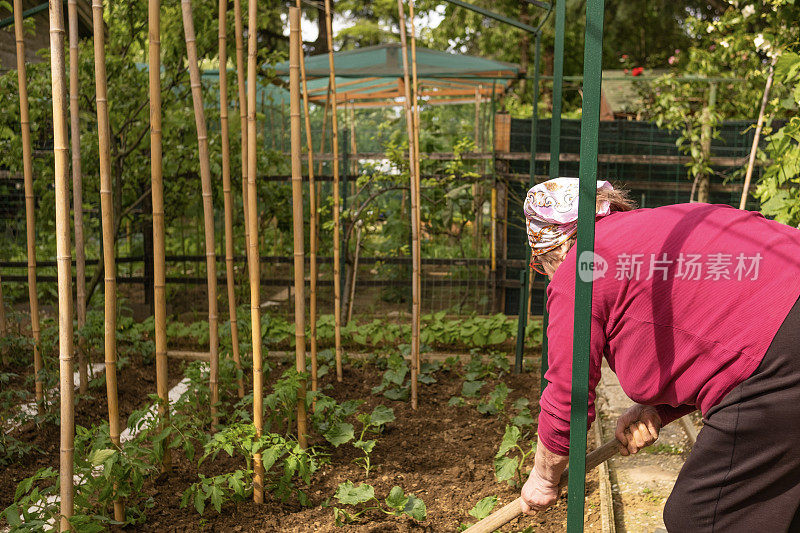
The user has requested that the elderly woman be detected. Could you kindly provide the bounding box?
[518,177,800,531]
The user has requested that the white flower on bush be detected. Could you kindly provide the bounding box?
[742,4,755,18]
[706,24,715,33]
[721,40,730,48]
[754,33,768,51]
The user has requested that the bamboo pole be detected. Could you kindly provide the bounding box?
[739,62,776,210]
[14,0,43,405]
[219,0,245,398]
[346,222,362,323]
[295,0,319,395]
[91,0,124,520]
[48,0,75,526]
[289,7,309,449]
[317,81,331,176]
[68,0,87,395]
[180,0,221,427]
[149,0,171,472]
[396,0,421,410]
[324,0,343,382]
[234,0,250,283]
[0,272,6,366]
[408,0,423,406]
[246,0,265,502]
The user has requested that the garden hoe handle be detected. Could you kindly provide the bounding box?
[463,439,620,533]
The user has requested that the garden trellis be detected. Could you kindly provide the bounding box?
[2,0,781,531]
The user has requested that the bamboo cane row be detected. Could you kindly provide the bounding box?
[32,1,429,523]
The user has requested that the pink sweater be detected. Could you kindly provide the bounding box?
[537,203,800,456]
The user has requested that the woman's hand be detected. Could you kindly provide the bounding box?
[519,436,569,515]
[520,467,560,514]
[615,404,661,456]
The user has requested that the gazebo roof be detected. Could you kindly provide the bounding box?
[273,42,520,106]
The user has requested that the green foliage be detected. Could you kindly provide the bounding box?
[323,405,396,478]
[458,495,499,531]
[332,481,427,526]
[757,52,800,225]
[2,422,158,531]
[494,425,536,488]
[193,423,320,508]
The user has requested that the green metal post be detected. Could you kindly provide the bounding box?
[541,0,566,392]
[514,268,529,372]
[515,32,541,374]
[566,0,605,530]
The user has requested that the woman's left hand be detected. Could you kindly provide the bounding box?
[615,404,661,456]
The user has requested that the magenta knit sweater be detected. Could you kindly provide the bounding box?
[537,203,800,455]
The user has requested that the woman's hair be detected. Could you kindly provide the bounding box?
[537,186,636,274]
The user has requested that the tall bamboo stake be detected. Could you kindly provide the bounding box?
[296,0,319,394]
[317,81,331,176]
[234,0,250,291]
[48,0,75,526]
[246,0,265,502]
[14,0,43,405]
[324,0,343,382]
[739,61,776,210]
[289,7,309,448]
[0,272,6,366]
[68,0,87,395]
[219,0,245,398]
[148,0,171,472]
[180,0,221,427]
[408,0,422,406]
[397,0,421,410]
[91,0,124,520]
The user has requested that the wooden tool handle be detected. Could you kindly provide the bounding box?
[462,439,620,533]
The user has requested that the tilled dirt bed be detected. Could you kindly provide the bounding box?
[142,358,601,532]
[2,354,602,532]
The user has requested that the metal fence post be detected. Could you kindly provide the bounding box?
[515,32,541,374]
[541,0,566,393]
[567,0,605,530]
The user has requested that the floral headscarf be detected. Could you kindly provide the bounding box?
[523,177,613,257]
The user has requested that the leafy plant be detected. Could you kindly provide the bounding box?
[458,495,499,531]
[494,425,536,488]
[324,405,396,478]
[332,481,426,526]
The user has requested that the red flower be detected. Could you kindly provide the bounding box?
[624,68,629,74]
[631,66,644,76]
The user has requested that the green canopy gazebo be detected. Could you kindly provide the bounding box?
[273,42,519,107]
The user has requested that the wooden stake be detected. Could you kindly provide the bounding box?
[246,0,265,502]
[68,0,87,395]
[317,81,331,177]
[295,0,319,395]
[180,0,221,428]
[0,271,6,366]
[91,0,124,519]
[219,0,245,399]
[408,0,423,407]
[324,0,343,382]
[14,0,43,406]
[346,222,362,323]
[396,0,421,410]
[234,0,250,293]
[48,0,75,525]
[289,7,309,448]
[739,61,776,210]
[148,0,171,472]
